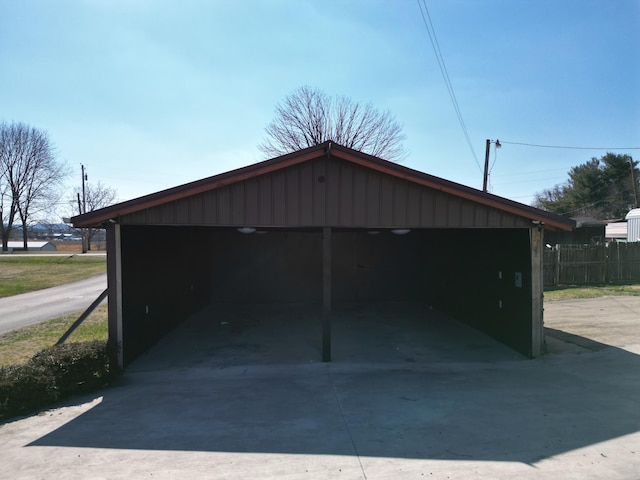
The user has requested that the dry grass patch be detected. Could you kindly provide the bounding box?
[0,305,108,367]
[0,255,106,298]
[545,284,640,302]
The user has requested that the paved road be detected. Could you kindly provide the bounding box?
[0,274,107,335]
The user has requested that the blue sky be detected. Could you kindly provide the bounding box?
[1,0,638,215]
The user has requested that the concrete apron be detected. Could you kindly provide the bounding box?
[1,299,639,479]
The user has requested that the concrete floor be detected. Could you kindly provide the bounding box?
[1,298,639,479]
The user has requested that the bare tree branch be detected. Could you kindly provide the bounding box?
[0,121,68,250]
[259,86,407,162]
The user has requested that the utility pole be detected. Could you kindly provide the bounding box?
[628,159,639,209]
[80,164,88,253]
[81,164,87,214]
[483,139,490,192]
[483,139,501,193]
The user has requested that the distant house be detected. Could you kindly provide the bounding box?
[606,222,627,243]
[6,241,57,252]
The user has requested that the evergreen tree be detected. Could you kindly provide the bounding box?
[534,153,637,219]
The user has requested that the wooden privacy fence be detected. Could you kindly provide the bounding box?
[544,243,640,288]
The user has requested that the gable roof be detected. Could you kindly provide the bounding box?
[72,141,575,231]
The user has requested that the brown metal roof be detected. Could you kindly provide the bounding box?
[71,141,575,231]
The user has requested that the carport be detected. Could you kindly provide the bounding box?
[72,142,574,368]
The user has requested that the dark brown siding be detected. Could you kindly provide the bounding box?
[120,157,531,229]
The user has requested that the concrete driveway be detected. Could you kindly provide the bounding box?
[1,298,639,479]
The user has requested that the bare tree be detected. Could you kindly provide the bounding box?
[0,122,67,251]
[71,181,118,250]
[259,86,407,162]
[0,155,18,251]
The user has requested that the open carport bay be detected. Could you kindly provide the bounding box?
[128,301,523,372]
[120,226,536,366]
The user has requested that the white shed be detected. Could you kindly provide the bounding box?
[626,209,640,242]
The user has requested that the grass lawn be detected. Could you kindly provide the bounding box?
[0,305,108,367]
[0,255,106,298]
[544,284,640,301]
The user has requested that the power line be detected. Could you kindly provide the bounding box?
[416,0,482,173]
[499,141,640,150]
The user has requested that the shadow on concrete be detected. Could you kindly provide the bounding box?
[28,303,640,464]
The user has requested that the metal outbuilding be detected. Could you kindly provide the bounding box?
[626,209,640,242]
[72,142,574,368]
[6,241,57,252]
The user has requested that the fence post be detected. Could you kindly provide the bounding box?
[555,244,561,286]
[604,243,609,284]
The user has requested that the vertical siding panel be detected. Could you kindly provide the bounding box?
[474,204,488,227]
[353,166,367,226]
[176,199,190,224]
[326,158,341,225]
[162,202,176,224]
[312,158,327,225]
[379,175,394,226]
[218,188,231,225]
[152,204,162,223]
[338,162,354,226]
[460,199,474,227]
[258,175,272,225]
[366,171,381,226]
[202,191,218,224]
[231,183,245,224]
[245,177,259,225]
[487,208,500,227]
[406,184,421,226]
[448,196,462,228]
[393,179,408,225]
[189,195,203,224]
[286,167,300,226]
[420,189,434,226]
[434,192,448,227]
[273,170,287,225]
[298,161,314,225]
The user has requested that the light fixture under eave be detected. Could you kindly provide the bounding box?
[367,230,381,235]
[237,227,256,234]
[391,229,411,235]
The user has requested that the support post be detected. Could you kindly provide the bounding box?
[322,226,332,362]
[530,226,544,357]
[107,222,124,368]
[56,288,108,345]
